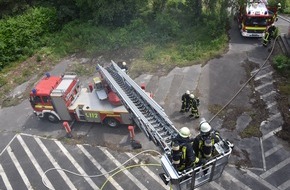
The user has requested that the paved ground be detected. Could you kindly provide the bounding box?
[0,17,290,190]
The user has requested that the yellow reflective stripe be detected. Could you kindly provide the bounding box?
[244,26,266,30]
[35,104,53,109]
[106,114,120,117]
[181,146,186,160]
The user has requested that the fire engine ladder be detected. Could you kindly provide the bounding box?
[97,61,233,190]
[97,61,179,155]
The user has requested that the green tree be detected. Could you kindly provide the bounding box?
[75,0,148,26]
[185,0,202,19]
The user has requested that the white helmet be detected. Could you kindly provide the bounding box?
[186,90,190,95]
[122,62,127,66]
[179,127,191,138]
[199,118,211,133]
[189,94,195,99]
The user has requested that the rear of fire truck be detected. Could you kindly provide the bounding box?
[237,0,278,37]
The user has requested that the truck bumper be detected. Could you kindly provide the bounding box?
[241,31,264,38]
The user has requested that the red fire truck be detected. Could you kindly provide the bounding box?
[237,0,280,37]
[30,61,233,189]
[30,71,135,127]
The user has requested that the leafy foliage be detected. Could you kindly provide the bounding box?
[273,54,290,73]
[0,7,57,70]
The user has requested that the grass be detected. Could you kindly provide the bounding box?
[240,125,262,138]
[0,3,230,107]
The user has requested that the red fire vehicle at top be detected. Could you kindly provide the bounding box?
[237,0,281,37]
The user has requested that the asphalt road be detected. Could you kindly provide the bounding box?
[0,17,290,190]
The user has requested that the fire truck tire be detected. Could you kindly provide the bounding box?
[45,113,59,123]
[104,117,119,128]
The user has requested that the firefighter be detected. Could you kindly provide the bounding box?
[121,62,128,73]
[193,118,220,163]
[180,90,191,113]
[263,24,279,47]
[117,61,128,73]
[188,94,200,118]
[171,127,199,171]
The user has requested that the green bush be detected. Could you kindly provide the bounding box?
[273,54,290,71]
[0,7,57,70]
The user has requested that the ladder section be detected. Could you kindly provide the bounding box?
[97,61,179,154]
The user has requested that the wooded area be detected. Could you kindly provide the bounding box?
[0,0,286,71]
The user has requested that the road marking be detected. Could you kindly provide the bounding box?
[269,113,282,121]
[77,144,123,190]
[266,102,277,109]
[208,181,226,190]
[34,137,77,190]
[126,152,167,189]
[264,144,283,157]
[223,171,252,190]
[17,135,54,189]
[260,157,290,179]
[251,65,271,75]
[0,163,13,190]
[262,126,282,140]
[242,168,279,190]
[55,141,99,190]
[260,91,276,99]
[7,146,33,189]
[0,134,17,157]
[260,138,267,171]
[99,146,149,190]
[278,179,290,190]
[255,81,274,91]
[254,71,273,81]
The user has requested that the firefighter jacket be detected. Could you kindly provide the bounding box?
[181,93,190,109]
[189,97,200,108]
[171,134,199,171]
[192,131,220,160]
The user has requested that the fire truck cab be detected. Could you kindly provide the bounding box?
[30,72,131,127]
[237,0,280,37]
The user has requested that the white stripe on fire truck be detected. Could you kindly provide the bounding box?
[77,144,123,190]
[99,146,149,190]
[55,141,99,190]
[34,137,77,190]
[7,146,33,189]
[125,152,168,189]
[17,135,54,189]
[0,163,13,190]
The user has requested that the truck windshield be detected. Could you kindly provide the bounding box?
[244,17,267,26]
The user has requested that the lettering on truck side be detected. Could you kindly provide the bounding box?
[85,112,99,118]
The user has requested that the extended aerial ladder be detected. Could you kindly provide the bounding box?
[97,61,233,190]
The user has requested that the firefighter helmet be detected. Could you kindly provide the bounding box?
[122,62,127,66]
[190,94,195,99]
[186,90,190,95]
[200,122,211,133]
[179,127,191,138]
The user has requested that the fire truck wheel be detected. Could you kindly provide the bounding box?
[104,118,119,128]
[45,113,59,123]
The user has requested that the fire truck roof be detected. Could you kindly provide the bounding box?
[33,76,61,96]
[246,2,268,16]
